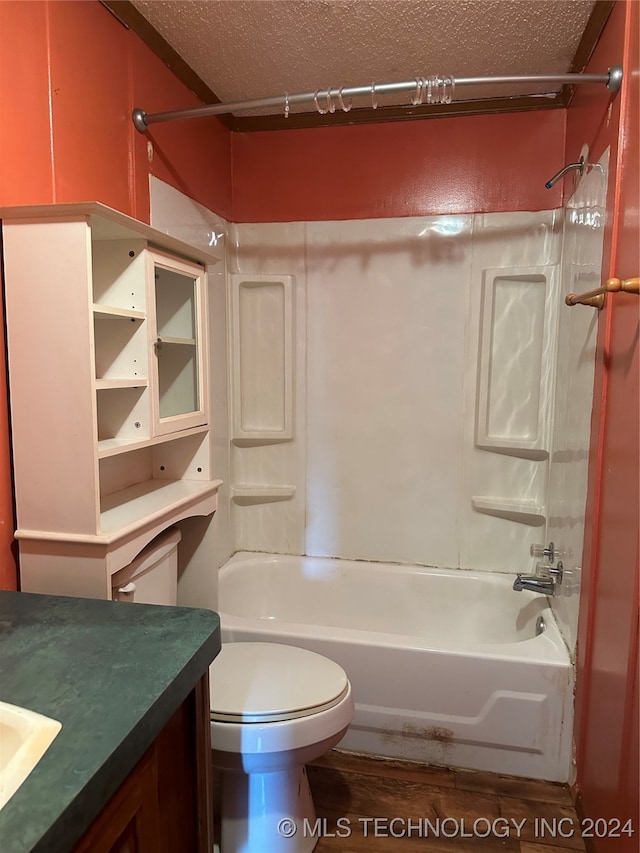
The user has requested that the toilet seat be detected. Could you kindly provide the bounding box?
[209,642,349,723]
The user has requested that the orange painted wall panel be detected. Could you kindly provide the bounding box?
[0,1,54,205]
[131,44,232,222]
[570,1,640,844]
[0,0,232,589]
[231,110,565,222]
[0,0,232,220]
[48,1,132,212]
[573,1,627,746]
[622,638,639,828]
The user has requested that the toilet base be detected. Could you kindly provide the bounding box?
[220,764,318,853]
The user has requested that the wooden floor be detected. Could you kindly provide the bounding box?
[307,751,586,853]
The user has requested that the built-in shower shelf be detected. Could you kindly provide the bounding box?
[475,266,558,456]
[471,496,546,526]
[231,485,296,503]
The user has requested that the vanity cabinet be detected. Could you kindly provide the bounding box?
[71,748,161,853]
[72,677,212,853]
[0,203,222,597]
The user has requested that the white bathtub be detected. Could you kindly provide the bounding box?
[218,552,574,782]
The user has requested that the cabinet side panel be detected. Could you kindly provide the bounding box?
[155,691,200,853]
[3,220,99,535]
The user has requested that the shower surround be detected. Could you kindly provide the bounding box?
[227,195,605,658]
[151,179,606,782]
[229,213,560,560]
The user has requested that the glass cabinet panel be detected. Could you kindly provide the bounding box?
[150,253,207,435]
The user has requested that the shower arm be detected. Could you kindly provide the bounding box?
[545,157,585,189]
[131,66,623,131]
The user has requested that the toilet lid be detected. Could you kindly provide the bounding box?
[209,643,349,723]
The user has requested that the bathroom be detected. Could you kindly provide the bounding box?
[0,1,637,851]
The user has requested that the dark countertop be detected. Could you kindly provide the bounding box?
[0,591,220,853]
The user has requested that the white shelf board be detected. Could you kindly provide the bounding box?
[93,304,146,321]
[100,478,223,537]
[95,378,148,390]
[97,424,209,458]
[231,485,296,499]
[97,436,152,456]
[159,336,197,346]
[471,496,546,527]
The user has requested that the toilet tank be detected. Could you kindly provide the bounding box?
[111,527,182,605]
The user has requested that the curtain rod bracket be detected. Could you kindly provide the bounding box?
[607,65,623,92]
[132,108,148,132]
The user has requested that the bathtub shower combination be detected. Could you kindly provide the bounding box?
[219,552,573,783]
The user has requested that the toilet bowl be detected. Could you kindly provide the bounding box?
[209,642,354,853]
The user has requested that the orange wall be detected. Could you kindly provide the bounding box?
[568,1,639,844]
[0,0,232,219]
[0,0,232,588]
[231,110,565,222]
[0,1,570,591]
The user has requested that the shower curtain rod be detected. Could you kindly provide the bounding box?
[132,66,623,131]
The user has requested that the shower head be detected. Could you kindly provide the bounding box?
[545,156,585,189]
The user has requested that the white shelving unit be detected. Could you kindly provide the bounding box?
[1,202,222,598]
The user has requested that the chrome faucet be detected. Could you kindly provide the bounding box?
[513,574,556,594]
[513,559,564,596]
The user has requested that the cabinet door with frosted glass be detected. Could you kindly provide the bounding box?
[148,251,208,435]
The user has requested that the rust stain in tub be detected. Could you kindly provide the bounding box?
[425,726,454,744]
[400,723,454,743]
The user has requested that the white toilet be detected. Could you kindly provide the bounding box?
[209,642,354,853]
[112,530,354,853]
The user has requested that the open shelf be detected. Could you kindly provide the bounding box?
[91,238,147,312]
[97,424,209,459]
[100,478,223,537]
[93,304,146,321]
[471,496,546,526]
[96,386,149,444]
[95,378,148,390]
[231,485,296,501]
[94,313,147,383]
[159,336,197,346]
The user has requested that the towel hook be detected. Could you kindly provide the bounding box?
[566,276,640,309]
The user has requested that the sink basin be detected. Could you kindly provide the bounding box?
[0,701,62,811]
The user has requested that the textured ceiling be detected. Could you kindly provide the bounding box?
[128,0,599,119]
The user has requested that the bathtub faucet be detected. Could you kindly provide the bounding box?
[513,561,563,595]
[513,575,555,595]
